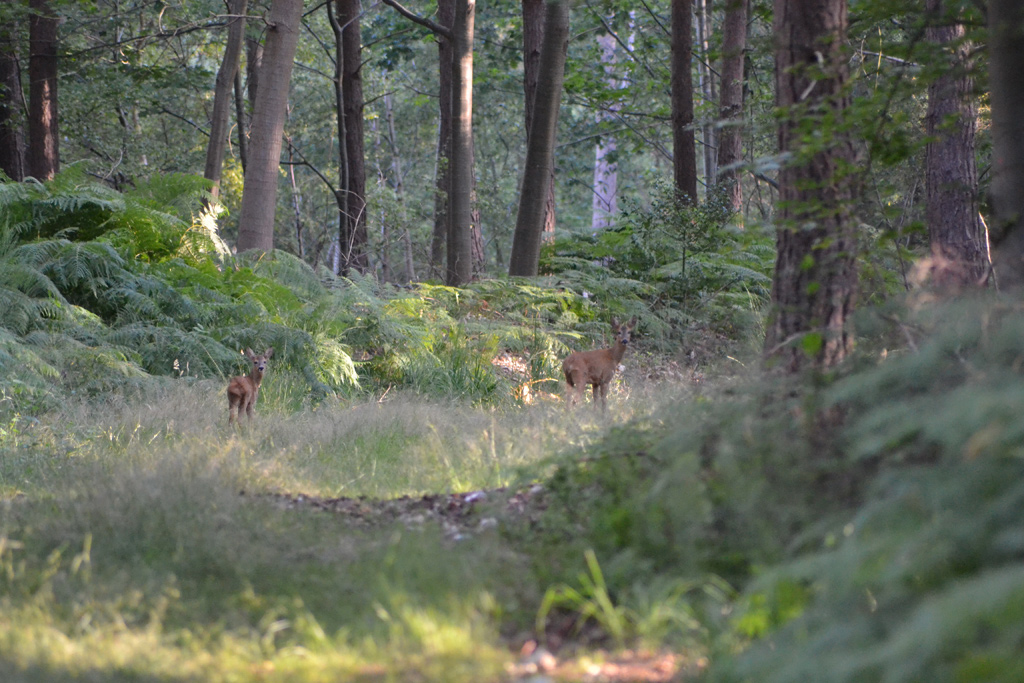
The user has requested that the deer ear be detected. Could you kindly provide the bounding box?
[628,316,638,328]
[610,317,619,328]
[244,348,255,358]
[264,348,274,359]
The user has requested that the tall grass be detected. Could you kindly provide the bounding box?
[0,371,679,682]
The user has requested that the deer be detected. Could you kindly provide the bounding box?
[227,347,273,427]
[562,317,637,411]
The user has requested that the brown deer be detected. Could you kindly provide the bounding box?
[562,317,637,410]
[227,348,273,426]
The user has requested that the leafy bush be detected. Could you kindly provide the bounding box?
[539,183,773,349]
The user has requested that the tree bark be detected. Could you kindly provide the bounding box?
[591,26,625,233]
[923,0,986,289]
[234,67,248,172]
[764,0,858,372]
[697,0,717,189]
[246,33,263,110]
[446,0,475,285]
[204,0,248,199]
[28,0,58,181]
[671,0,697,204]
[509,0,569,277]
[0,14,26,181]
[235,0,303,253]
[335,0,369,274]
[987,0,1024,291]
[717,0,747,213]
[522,0,556,243]
[429,0,454,279]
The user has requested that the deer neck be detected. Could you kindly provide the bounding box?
[610,340,628,363]
[250,369,264,388]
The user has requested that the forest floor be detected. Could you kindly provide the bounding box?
[259,485,701,682]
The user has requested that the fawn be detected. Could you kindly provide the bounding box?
[562,317,637,410]
[227,348,273,426]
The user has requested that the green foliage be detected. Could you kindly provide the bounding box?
[541,184,773,349]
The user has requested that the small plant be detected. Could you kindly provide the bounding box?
[538,549,631,648]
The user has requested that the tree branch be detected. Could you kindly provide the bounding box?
[380,0,451,39]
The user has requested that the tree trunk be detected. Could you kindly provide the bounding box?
[335,0,369,274]
[28,0,58,181]
[446,0,475,286]
[204,0,248,199]
[522,0,556,243]
[0,16,26,181]
[429,0,454,279]
[246,33,262,110]
[509,0,569,277]
[234,67,248,172]
[717,0,747,213]
[235,0,303,253]
[987,0,1024,290]
[764,0,858,372]
[591,26,625,233]
[671,0,698,204]
[697,0,717,189]
[923,0,986,289]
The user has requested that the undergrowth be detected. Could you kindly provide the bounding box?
[5,172,1022,681]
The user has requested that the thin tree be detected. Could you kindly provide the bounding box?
[591,19,632,233]
[523,0,556,243]
[430,0,455,278]
[382,0,478,285]
[717,0,747,213]
[764,0,858,372]
[28,0,58,181]
[328,0,369,274]
[696,0,717,188]
[509,0,569,277]
[986,0,1024,290]
[235,0,304,253]
[446,0,475,285]
[0,8,26,181]
[671,0,697,204]
[204,0,248,200]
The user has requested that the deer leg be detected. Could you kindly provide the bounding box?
[565,369,583,407]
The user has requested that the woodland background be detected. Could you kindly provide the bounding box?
[1,0,1024,681]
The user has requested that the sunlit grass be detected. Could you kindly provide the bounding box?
[0,372,689,682]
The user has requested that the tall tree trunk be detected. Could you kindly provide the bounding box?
[924,0,986,289]
[671,0,698,204]
[234,67,248,172]
[382,88,417,282]
[335,0,368,274]
[28,0,58,181]
[204,0,248,199]
[446,0,475,286]
[235,0,303,253]
[509,0,569,277]
[522,0,556,243]
[246,33,262,110]
[987,0,1024,290]
[591,26,626,233]
[765,0,858,372]
[717,0,747,213]
[429,0,454,279]
[697,0,717,189]
[0,15,26,181]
